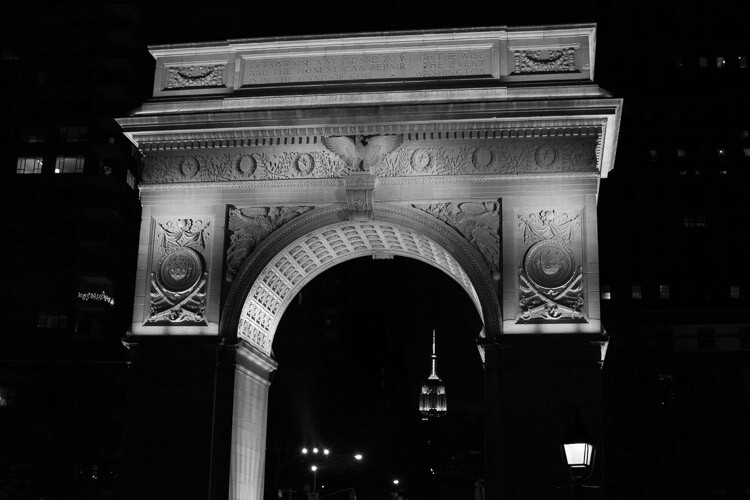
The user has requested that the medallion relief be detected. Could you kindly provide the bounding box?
[143,151,349,183]
[225,205,315,282]
[413,202,500,279]
[516,209,584,322]
[147,219,211,325]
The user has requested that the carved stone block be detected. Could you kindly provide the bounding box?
[225,206,315,282]
[146,218,211,325]
[516,209,585,322]
[345,174,377,221]
[414,202,500,280]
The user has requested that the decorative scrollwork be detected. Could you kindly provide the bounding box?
[147,219,212,325]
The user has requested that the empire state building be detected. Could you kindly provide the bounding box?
[419,330,447,421]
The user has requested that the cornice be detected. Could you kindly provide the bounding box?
[132,119,606,150]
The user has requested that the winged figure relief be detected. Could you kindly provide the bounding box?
[321,135,404,172]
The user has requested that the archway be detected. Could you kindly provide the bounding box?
[265,256,485,500]
[220,205,500,500]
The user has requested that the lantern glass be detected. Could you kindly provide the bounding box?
[563,442,593,468]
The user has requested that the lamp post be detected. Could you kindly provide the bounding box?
[560,408,595,499]
[311,465,318,498]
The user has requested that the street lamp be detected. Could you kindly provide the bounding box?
[311,465,318,494]
[560,408,595,498]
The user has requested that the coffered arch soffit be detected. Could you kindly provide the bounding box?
[221,204,500,356]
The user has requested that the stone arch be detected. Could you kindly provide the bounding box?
[221,203,501,352]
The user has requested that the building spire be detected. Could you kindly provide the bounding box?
[429,329,439,380]
[419,329,447,420]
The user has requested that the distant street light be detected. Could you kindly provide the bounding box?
[392,480,399,486]
[560,409,596,499]
[354,454,363,461]
[311,465,318,494]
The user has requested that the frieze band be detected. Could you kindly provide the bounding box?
[142,137,598,184]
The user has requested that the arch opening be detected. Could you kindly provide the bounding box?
[265,256,485,500]
[235,217,491,356]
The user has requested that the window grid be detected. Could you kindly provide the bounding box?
[55,156,85,174]
[16,157,43,174]
[632,285,642,300]
[660,284,670,300]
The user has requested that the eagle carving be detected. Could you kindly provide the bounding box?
[321,135,404,172]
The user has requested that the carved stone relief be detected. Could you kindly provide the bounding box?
[225,206,315,282]
[141,138,597,184]
[414,202,500,280]
[321,135,404,172]
[516,209,584,322]
[512,49,576,74]
[345,174,376,221]
[147,219,211,324]
[143,150,349,184]
[378,139,597,177]
[166,65,226,89]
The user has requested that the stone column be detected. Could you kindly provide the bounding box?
[227,343,277,500]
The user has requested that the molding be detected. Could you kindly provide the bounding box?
[133,120,604,148]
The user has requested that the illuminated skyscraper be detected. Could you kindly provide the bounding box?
[419,330,447,421]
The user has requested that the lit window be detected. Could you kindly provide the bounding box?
[741,128,749,139]
[601,285,611,300]
[649,149,658,160]
[730,286,740,299]
[716,57,726,68]
[740,56,748,69]
[108,136,116,144]
[680,169,688,176]
[16,156,43,174]
[699,57,708,68]
[55,156,85,174]
[694,169,700,175]
[720,169,728,176]
[632,285,642,300]
[659,284,670,300]
[684,214,695,227]
[717,148,727,160]
[126,170,136,190]
[59,126,87,142]
[676,149,686,159]
[743,148,750,158]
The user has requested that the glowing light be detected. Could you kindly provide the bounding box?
[393,480,399,485]
[354,454,363,461]
[302,448,308,454]
[323,449,330,455]
[311,465,318,472]
[312,447,319,454]
[77,291,115,306]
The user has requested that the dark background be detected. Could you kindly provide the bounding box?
[2,1,750,499]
